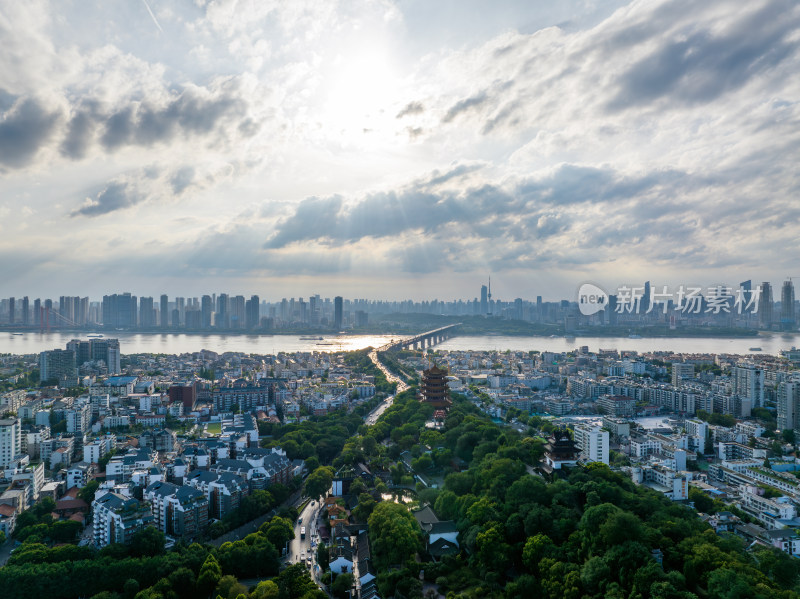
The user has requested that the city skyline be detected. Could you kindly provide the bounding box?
[1,277,797,332]
[2,0,800,299]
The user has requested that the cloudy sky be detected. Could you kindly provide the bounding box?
[1,0,799,302]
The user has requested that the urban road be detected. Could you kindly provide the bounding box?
[365,346,408,425]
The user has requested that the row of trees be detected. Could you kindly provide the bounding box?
[0,513,321,599]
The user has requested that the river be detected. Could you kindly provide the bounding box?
[1,331,799,356]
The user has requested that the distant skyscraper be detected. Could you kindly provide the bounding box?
[176,297,185,325]
[607,295,618,326]
[44,299,53,329]
[160,295,169,328]
[642,281,651,314]
[201,295,212,329]
[480,285,488,315]
[139,297,155,328]
[782,280,796,330]
[216,293,229,328]
[185,309,201,329]
[102,293,137,328]
[761,282,773,329]
[245,295,260,330]
[8,297,14,324]
[740,280,752,313]
[334,296,343,330]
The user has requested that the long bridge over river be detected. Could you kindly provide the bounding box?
[379,323,461,352]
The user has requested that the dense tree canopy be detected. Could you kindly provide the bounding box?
[368,501,423,569]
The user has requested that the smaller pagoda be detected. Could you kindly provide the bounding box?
[419,364,452,410]
[542,428,579,472]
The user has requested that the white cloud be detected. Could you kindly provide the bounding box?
[1,0,799,299]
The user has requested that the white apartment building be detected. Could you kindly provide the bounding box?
[66,402,92,434]
[0,417,21,468]
[573,424,609,465]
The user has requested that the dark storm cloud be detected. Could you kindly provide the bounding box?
[0,98,60,168]
[71,182,142,217]
[396,101,425,118]
[608,0,800,110]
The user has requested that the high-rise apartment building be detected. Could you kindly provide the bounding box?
[102,293,137,328]
[733,363,765,408]
[230,295,246,329]
[761,282,773,329]
[66,338,122,374]
[201,295,213,329]
[139,296,155,328]
[0,417,21,468]
[777,380,800,433]
[216,293,228,328]
[160,295,169,328]
[782,280,796,331]
[245,295,260,330]
[672,363,695,387]
[334,296,343,330]
[39,349,77,383]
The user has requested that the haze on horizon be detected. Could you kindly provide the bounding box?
[1,0,799,302]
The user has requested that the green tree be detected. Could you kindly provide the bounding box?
[304,466,334,500]
[215,575,247,599]
[259,516,295,551]
[78,480,100,504]
[197,554,222,597]
[689,487,715,514]
[167,568,196,599]
[129,526,165,557]
[250,580,279,599]
[331,573,354,599]
[123,578,140,599]
[367,502,422,569]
